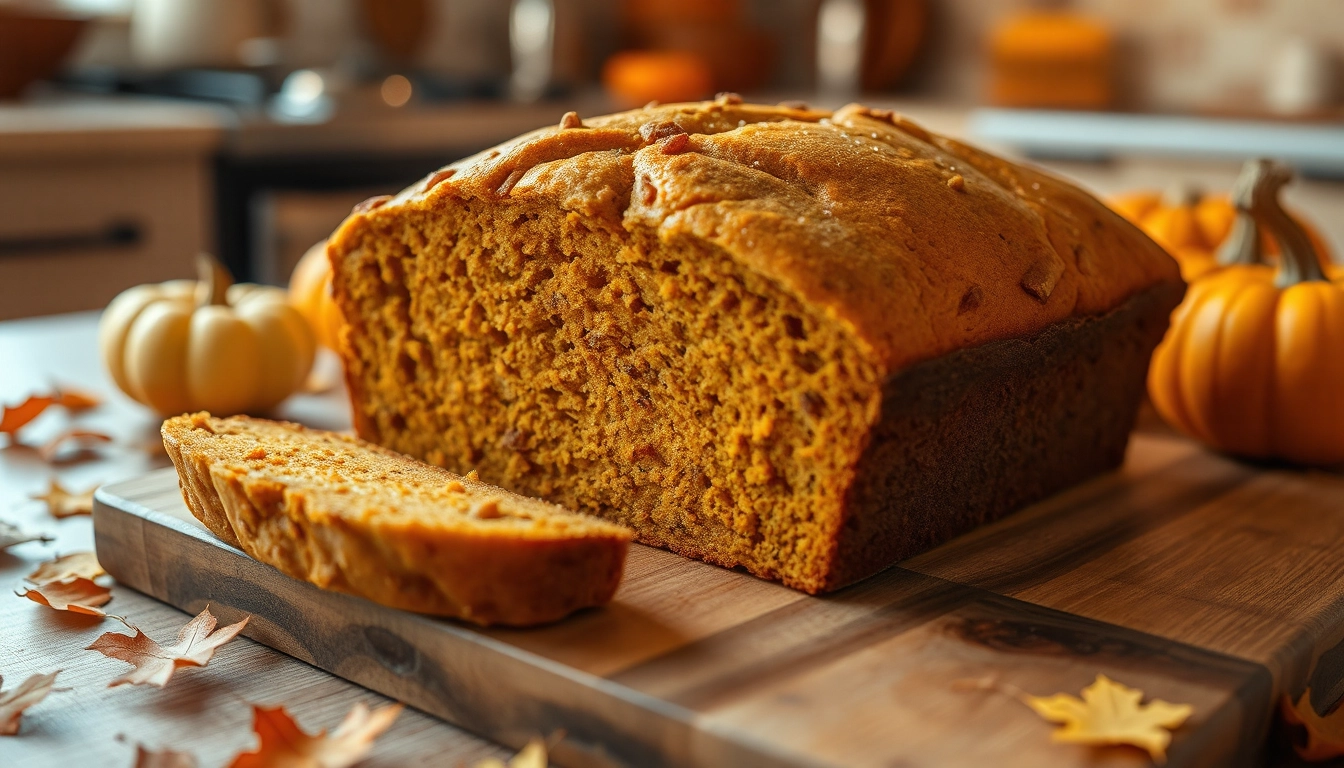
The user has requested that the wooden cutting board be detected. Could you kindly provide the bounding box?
[91,432,1344,768]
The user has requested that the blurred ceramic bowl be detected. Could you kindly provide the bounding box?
[0,5,88,99]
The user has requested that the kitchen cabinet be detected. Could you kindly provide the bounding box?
[0,99,222,320]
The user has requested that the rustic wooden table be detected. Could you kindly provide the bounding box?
[3,312,1336,767]
[0,312,511,766]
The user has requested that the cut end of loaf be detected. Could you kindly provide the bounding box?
[162,412,631,626]
[326,99,1183,593]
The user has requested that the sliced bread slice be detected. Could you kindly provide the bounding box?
[162,412,631,626]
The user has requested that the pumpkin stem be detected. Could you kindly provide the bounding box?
[1217,159,1325,287]
[197,253,234,307]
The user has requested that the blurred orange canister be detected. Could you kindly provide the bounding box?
[989,12,1115,110]
[602,50,715,107]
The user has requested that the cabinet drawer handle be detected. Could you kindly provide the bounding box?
[0,221,143,256]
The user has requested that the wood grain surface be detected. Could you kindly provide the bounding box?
[93,426,1344,767]
[0,313,509,767]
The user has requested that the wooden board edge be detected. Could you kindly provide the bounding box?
[91,477,829,768]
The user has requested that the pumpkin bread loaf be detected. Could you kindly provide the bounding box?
[162,413,631,626]
[326,98,1184,594]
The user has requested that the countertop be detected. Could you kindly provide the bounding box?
[0,312,510,766]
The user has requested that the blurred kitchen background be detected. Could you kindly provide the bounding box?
[1,0,1342,319]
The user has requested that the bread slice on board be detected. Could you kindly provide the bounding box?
[162,412,632,626]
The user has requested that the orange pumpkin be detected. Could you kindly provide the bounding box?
[1148,161,1344,465]
[289,240,344,351]
[1111,183,1333,282]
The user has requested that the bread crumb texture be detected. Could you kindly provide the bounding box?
[327,100,1181,593]
[162,413,630,626]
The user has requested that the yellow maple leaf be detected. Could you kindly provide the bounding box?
[1021,674,1193,763]
[30,480,96,518]
[1282,689,1344,761]
[473,738,549,768]
[27,551,105,584]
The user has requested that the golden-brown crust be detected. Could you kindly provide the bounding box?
[323,100,1183,593]
[336,100,1181,375]
[161,413,631,626]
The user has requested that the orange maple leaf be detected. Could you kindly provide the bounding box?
[27,552,105,584]
[228,702,403,768]
[54,388,101,412]
[1282,689,1344,761]
[0,395,56,435]
[0,388,101,438]
[0,670,60,736]
[134,744,199,768]
[30,480,96,518]
[0,520,52,551]
[86,606,249,687]
[38,430,112,462]
[18,577,112,616]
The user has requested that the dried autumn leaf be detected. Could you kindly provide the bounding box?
[86,606,249,687]
[1021,674,1192,763]
[26,551,105,584]
[134,744,199,768]
[1282,689,1344,761]
[0,670,60,736]
[54,388,101,412]
[38,430,112,462]
[473,739,549,768]
[228,702,403,768]
[0,395,56,435]
[0,520,52,551]
[30,479,96,518]
[18,577,112,616]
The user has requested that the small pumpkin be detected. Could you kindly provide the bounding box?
[289,239,344,351]
[99,255,316,416]
[1148,160,1344,465]
[1111,183,1333,282]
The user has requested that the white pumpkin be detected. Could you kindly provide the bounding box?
[99,255,316,416]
